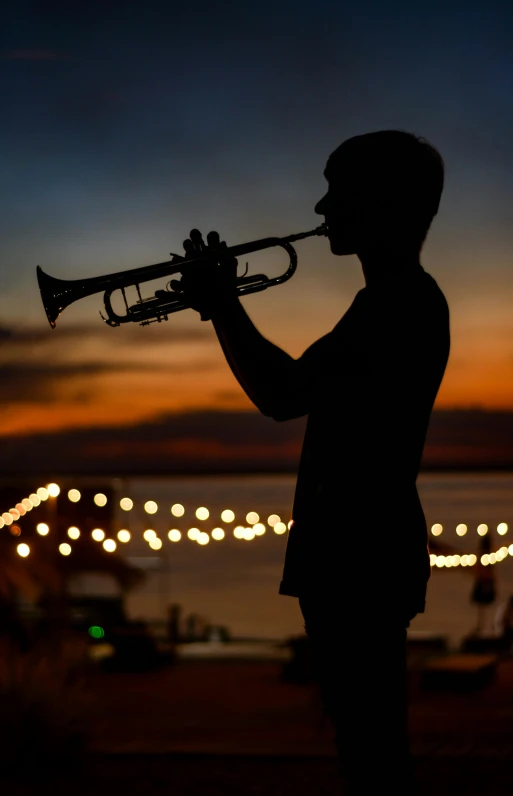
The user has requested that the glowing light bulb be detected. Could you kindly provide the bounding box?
[171,503,185,517]
[36,522,49,535]
[120,497,133,511]
[149,537,162,550]
[221,509,234,523]
[168,529,181,542]
[195,507,209,521]
[68,489,81,503]
[103,539,116,552]
[17,543,30,557]
[117,530,131,543]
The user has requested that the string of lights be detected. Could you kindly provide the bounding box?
[2,482,512,569]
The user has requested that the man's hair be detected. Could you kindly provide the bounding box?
[329,130,445,249]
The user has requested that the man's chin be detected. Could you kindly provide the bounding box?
[328,236,356,256]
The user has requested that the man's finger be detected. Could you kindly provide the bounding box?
[206,231,221,249]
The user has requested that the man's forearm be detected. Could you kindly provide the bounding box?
[210,295,296,415]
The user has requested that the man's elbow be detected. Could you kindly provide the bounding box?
[259,402,308,422]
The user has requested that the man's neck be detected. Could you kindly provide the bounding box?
[358,248,422,288]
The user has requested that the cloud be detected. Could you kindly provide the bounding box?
[0,359,217,405]
[1,50,66,61]
[1,407,513,477]
[0,323,212,346]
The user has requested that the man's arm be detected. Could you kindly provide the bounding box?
[210,294,332,421]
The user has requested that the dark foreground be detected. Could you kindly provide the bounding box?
[3,655,513,795]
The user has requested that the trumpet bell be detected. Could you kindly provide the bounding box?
[37,266,82,329]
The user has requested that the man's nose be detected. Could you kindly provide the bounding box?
[315,194,328,215]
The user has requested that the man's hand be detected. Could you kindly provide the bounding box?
[170,229,238,321]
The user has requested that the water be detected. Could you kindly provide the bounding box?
[70,472,513,649]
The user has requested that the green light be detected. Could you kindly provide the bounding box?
[88,625,105,639]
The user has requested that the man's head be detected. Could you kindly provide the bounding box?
[315,130,445,258]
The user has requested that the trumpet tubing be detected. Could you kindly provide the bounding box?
[36,224,327,328]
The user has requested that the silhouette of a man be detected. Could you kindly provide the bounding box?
[173,130,450,794]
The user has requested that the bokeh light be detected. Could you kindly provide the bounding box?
[273,522,287,535]
[456,524,467,536]
[9,524,21,537]
[67,527,80,539]
[92,528,105,542]
[29,493,41,507]
[267,514,280,527]
[88,626,105,639]
[149,537,163,550]
[211,528,225,540]
[145,500,158,514]
[17,543,30,557]
[143,529,157,542]
[117,530,131,543]
[477,524,488,536]
[68,489,81,503]
[187,528,200,541]
[94,493,107,507]
[431,524,443,536]
[9,508,20,521]
[21,498,33,511]
[103,539,117,552]
[120,497,134,511]
[2,512,13,526]
[36,522,49,535]
[168,529,181,542]
[221,509,235,523]
[171,503,185,517]
[233,526,245,539]
[497,522,508,535]
[197,532,210,545]
[481,554,490,566]
[246,512,259,525]
[59,543,71,556]
[195,507,209,520]
[37,487,49,501]
[243,527,255,541]
[253,523,266,536]
[47,483,60,497]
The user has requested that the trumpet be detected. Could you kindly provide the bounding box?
[37,224,328,329]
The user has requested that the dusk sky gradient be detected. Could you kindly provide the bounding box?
[2,1,513,471]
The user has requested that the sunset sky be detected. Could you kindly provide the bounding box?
[2,1,513,472]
